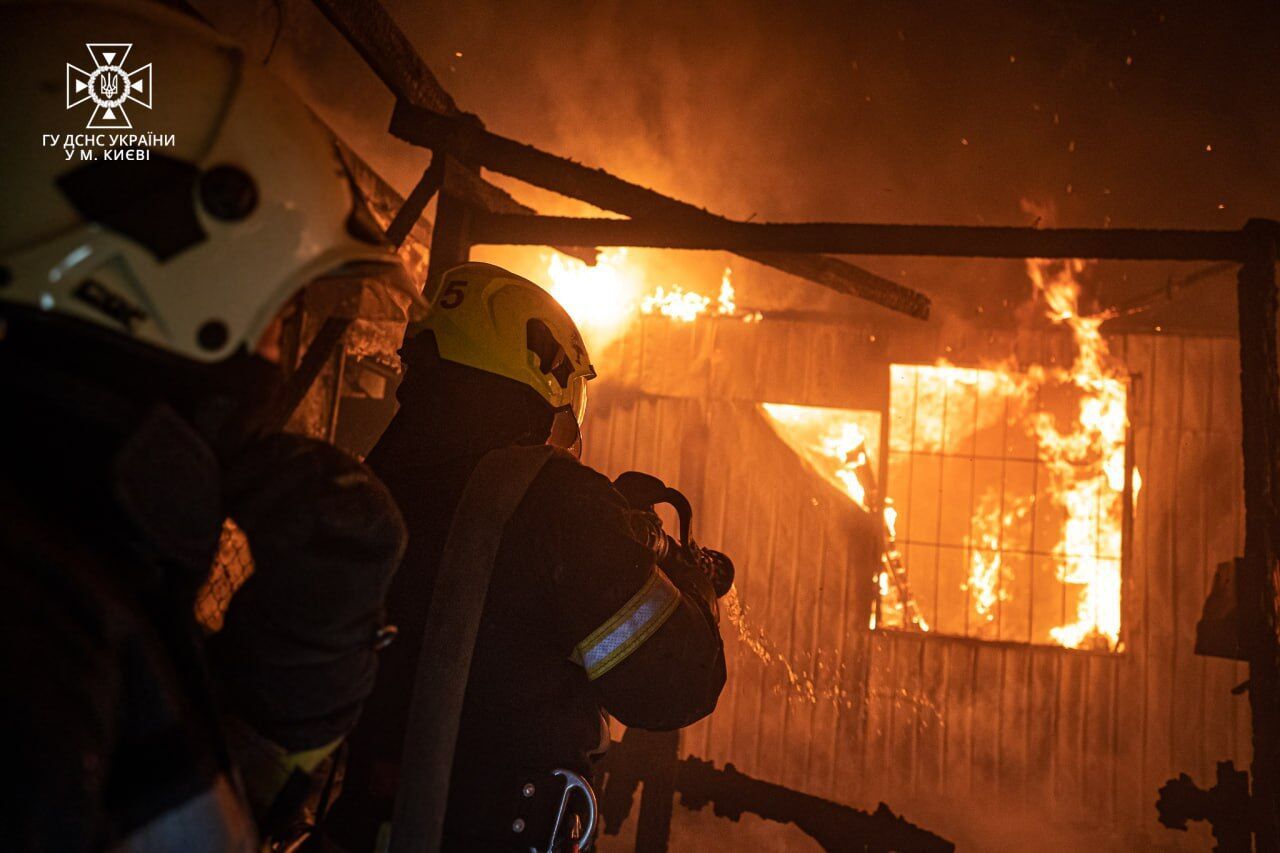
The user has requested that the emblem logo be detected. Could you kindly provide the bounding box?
[66,43,152,130]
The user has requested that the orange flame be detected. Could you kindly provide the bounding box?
[641,284,712,321]
[759,403,879,510]
[542,249,645,354]
[1026,256,1131,650]
[540,253,751,352]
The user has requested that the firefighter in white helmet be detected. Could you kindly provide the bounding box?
[327,263,728,852]
[0,2,415,848]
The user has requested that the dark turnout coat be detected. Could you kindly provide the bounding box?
[330,415,726,851]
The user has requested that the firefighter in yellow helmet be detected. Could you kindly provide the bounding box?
[327,263,727,851]
[0,1,412,848]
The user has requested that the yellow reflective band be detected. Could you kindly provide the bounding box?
[574,569,681,681]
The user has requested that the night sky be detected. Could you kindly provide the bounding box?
[204,0,1280,329]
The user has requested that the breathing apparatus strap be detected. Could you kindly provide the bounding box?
[389,444,557,853]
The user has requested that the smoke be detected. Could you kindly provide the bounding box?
[193,0,1279,326]
[390,0,1278,323]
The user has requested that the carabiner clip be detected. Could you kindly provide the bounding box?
[540,768,598,853]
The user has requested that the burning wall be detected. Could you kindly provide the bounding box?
[534,249,1139,653]
[542,251,1247,850]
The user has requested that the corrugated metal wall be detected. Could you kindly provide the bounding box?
[584,317,1251,851]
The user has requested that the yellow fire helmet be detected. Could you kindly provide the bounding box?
[421,262,596,452]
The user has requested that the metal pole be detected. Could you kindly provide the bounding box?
[422,179,473,304]
[1234,218,1280,850]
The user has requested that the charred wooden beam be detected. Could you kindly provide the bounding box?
[335,137,432,249]
[390,102,708,217]
[1107,262,1236,318]
[468,212,1252,262]
[438,159,597,265]
[310,0,459,116]
[390,101,931,319]
[598,729,954,852]
[738,251,928,319]
[385,156,444,248]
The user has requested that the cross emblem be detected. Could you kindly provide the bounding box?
[66,43,152,130]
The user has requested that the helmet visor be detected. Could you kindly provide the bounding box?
[548,406,583,458]
[568,371,590,424]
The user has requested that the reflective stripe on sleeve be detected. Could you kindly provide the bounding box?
[573,568,681,681]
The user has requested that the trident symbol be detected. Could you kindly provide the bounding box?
[99,72,119,100]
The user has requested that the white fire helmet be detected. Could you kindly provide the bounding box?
[0,0,421,362]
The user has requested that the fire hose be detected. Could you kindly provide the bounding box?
[611,471,735,599]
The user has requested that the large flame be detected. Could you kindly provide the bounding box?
[1025,257,1132,650]
[760,259,1137,651]
[542,249,646,354]
[541,245,1133,652]
[539,251,748,354]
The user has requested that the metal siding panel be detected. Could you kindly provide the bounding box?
[1142,335,1183,817]
[998,646,1032,806]
[1114,334,1155,826]
[587,320,1249,848]
[1172,339,1209,786]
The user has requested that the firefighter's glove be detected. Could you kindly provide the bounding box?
[624,508,669,559]
[208,432,407,751]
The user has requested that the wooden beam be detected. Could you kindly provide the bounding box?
[391,101,717,218]
[310,0,459,116]
[386,156,444,248]
[390,101,932,319]
[467,212,1252,263]
[438,159,598,265]
[309,2,927,316]
[334,137,434,264]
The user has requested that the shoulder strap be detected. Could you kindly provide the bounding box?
[389,444,556,853]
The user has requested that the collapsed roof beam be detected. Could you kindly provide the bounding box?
[467,213,1252,262]
[390,103,932,319]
